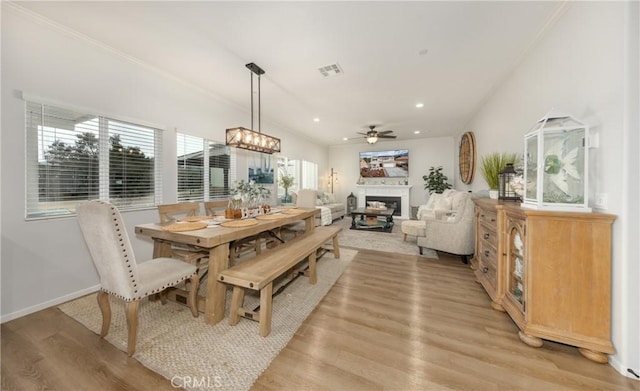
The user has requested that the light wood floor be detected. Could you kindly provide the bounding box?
[2,249,637,391]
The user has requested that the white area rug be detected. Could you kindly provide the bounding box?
[335,217,438,259]
[59,249,355,391]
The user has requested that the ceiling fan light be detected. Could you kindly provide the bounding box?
[367,136,378,144]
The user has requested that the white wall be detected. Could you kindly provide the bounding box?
[328,137,454,208]
[0,5,327,320]
[459,2,639,377]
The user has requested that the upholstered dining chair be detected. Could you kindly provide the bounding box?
[281,189,318,239]
[76,201,199,356]
[296,189,318,209]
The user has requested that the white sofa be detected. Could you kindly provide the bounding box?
[292,190,345,225]
[402,189,476,263]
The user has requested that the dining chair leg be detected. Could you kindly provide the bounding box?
[97,291,111,337]
[188,274,200,317]
[125,300,140,356]
[159,290,168,305]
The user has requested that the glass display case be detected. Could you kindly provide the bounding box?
[523,111,591,211]
[505,220,525,310]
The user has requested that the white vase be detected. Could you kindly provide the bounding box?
[489,189,499,199]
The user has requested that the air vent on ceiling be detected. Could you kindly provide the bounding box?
[318,63,343,77]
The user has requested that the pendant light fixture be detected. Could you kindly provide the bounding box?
[226,62,281,154]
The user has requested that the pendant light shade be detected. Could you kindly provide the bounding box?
[226,62,281,154]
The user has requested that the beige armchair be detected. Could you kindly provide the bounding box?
[76,201,199,356]
[412,190,476,263]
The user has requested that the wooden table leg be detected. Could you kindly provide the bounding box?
[153,240,173,258]
[205,245,230,325]
[305,215,315,233]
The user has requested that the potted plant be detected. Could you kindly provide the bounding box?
[278,170,295,203]
[422,166,452,194]
[480,152,519,199]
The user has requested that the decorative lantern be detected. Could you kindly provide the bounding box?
[522,111,590,211]
[498,163,519,201]
[347,192,357,215]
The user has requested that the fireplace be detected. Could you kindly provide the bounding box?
[366,196,401,216]
[356,185,412,219]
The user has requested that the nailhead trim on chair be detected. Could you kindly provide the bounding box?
[101,272,198,302]
[105,203,140,295]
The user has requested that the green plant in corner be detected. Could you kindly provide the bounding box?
[480,152,519,190]
[422,166,452,194]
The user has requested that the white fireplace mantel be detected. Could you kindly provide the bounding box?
[355,185,412,219]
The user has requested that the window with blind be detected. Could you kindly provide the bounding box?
[177,132,235,202]
[25,101,162,219]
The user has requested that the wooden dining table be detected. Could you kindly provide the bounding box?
[134,208,319,325]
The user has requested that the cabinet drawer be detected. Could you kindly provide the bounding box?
[478,224,497,246]
[478,209,498,227]
[479,240,497,268]
[478,259,497,288]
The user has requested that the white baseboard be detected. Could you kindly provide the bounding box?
[609,355,640,381]
[1,284,100,323]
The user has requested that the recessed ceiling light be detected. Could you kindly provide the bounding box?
[313,117,320,122]
[342,137,348,141]
[415,103,424,108]
[414,130,421,134]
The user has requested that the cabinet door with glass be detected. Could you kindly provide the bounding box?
[502,214,528,330]
[506,220,525,307]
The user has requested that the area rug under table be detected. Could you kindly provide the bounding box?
[58,249,356,391]
[335,217,438,259]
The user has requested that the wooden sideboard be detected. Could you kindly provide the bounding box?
[471,198,616,363]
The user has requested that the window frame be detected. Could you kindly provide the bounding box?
[25,99,163,220]
[176,131,236,202]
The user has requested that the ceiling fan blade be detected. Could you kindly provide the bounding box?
[356,132,369,136]
[377,130,394,135]
[378,135,397,139]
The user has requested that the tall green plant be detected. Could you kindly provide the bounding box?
[422,166,452,194]
[480,152,519,189]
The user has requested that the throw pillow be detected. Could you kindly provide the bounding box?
[425,193,441,210]
[433,196,452,211]
[326,192,336,203]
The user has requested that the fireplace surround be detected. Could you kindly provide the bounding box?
[355,185,412,219]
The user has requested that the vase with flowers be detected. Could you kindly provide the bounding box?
[278,170,295,204]
[227,180,271,218]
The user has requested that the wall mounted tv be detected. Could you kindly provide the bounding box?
[359,149,409,178]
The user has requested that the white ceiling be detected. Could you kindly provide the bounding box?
[16,1,564,146]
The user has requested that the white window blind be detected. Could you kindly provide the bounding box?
[177,133,205,202]
[25,101,162,219]
[177,132,235,202]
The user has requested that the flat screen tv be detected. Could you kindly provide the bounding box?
[359,149,409,178]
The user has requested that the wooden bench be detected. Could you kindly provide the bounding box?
[217,225,342,336]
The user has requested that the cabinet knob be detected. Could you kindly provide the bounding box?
[483,233,490,240]
[490,218,496,222]
[484,250,490,257]
[482,267,489,273]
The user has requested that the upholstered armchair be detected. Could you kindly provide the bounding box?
[76,201,199,356]
[403,190,476,263]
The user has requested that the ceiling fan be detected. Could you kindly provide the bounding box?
[356,125,397,144]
